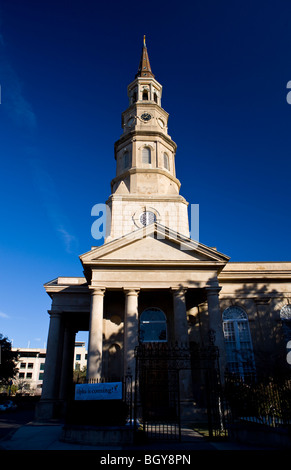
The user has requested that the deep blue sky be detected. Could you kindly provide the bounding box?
[0,0,291,348]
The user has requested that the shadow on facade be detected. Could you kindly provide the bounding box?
[224,282,290,382]
[38,277,291,443]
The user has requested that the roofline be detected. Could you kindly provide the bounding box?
[79,222,230,264]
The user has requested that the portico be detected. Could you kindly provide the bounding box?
[81,223,229,384]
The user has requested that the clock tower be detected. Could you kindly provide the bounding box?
[105,36,189,242]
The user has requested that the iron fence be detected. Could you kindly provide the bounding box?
[134,343,225,441]
[224,376,291,430]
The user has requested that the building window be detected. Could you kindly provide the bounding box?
[27,363,33,369]
[19,373,25,379]
[163,153,169,170]
[142,90,148,100]
[123,151,131,169]
[40,363,45,370]
[139,211,157,226]
[280,305,291,343]
[154,92,158,103]
[20,363,26,369]
[139,308,167,343]
[75,354,81,361]
[222,306,256,380]
[39,373,44,380]
[19,352,37,358]
[26,373,32,379]
[142,147,151,164]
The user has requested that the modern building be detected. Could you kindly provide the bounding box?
[36,38,291,422]
[73,341,87,371]
[13,347,46,395]
[13,342,87,395]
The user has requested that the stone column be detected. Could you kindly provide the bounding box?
[123,288,140,379]
[35,311,64,420]
[41,312,64,400]
[206,286,227,380]
[172,287,189,345]
[59,325,76,401]
[172,287,194,423]
[87,288,105,380]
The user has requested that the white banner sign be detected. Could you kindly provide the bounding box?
[75,382,122,401]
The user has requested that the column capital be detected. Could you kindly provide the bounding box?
[171,286,188,297]
[47,310,62,318]
[205,285,221,296]
[123,288,140,296]
[90,287,106,296]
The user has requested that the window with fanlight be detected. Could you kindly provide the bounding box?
[139,308,167,342]
[222,306,256,380]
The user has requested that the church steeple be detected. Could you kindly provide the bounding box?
[105,38,190,242]
[135,35,155,79]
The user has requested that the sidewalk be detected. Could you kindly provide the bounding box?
[0,421,274,451]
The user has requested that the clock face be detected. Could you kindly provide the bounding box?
[141,113,152,122]
[139,211,157,226]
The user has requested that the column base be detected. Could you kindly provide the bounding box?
[35,399,64,422]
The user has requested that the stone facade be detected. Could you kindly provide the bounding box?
[36,40,291,422]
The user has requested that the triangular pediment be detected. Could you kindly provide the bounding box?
[80,223,229,267]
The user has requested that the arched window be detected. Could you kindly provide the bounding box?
[132,91,137,103]
[123,151,130,169]
[280,305,291,343]
[142,90,148,100]
[222,306,256,380]
[154,92,158,103]
[163,153,169,170]
[142,146,151,164]
[139,308,167,343]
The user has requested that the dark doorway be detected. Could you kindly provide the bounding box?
[135,343,181,440]
[134,342,224,441]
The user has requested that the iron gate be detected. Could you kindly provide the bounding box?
[134,342,224,441]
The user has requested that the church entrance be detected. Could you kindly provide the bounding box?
[134,342,225,441]
[135,343,181,441]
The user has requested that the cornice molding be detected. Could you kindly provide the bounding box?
[115,129,177,151]
[110,166,181,190]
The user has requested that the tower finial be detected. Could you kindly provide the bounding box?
[135,35,154,78]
